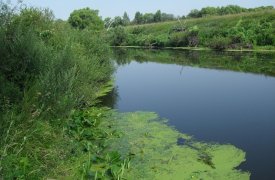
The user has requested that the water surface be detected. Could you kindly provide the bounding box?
[108,49,275,180]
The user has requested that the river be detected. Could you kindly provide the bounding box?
[107,48,275,180]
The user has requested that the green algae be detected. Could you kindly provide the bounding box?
[106,111,250,180]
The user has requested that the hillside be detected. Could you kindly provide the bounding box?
[108,10,275,50]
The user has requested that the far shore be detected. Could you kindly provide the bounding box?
[111,46,275,52]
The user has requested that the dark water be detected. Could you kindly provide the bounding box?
[108,49,275,180]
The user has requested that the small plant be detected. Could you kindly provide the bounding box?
[67,108,131,179]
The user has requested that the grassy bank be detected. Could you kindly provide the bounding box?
[0,3,113,179]
[107,10,275,51]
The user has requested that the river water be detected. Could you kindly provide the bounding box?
[108,49,275,180]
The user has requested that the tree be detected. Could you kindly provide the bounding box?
[200,7,218,17]
[161,13,175,21]
[143,13,154,23]
[112,16,124,27]
[68,8,104,30]
[104,17,112,28]
[187,9,201,18]
[154,10,162,22]
[122,12,130,25]
[134,11,143,24]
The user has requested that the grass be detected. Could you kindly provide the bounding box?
[0,3,114,179]
[108,10,275,50]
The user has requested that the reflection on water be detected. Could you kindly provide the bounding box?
[106,48,275,180]
[112,48,275,76]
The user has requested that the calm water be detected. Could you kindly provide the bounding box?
[108,49,275,180]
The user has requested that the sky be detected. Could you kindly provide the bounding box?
[10,0,275,20]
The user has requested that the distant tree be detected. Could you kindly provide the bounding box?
[187,9,201,18]
[154,10,162,22]
[112,16,124,27]
[218,5,244,15]
[134,11,143,24]
[200,7,218,17]
[143,13,154,23]
[161,13,175,21]
[68,8,104,30]
[104,17,112,28]
[122,12,130,25]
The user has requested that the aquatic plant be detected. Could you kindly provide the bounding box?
[108,112,250,179]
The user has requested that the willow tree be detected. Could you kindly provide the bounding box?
[68,7,104,30]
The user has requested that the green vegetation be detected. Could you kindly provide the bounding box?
[69,8,104,30]
[107,10,275,50]
[187,5,273,18]
[0,2,113,179]
[104,5,274,27]
[50,109,250,179]
[108,112,250,179]
[2,1,269,179]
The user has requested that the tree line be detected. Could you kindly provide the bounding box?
[187,5,274,18]
[104,5,274,27]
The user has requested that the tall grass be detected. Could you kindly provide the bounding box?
[0,2,114,179]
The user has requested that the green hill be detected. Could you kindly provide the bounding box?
[108,10,275,50]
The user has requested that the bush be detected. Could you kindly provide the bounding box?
[168,32,189,47]
[153,34,168,47]
[109,26,128,46]
[208,36,231,50]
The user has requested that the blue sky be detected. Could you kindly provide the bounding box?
[12,0,275,20]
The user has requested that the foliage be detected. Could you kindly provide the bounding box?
[154,10,162,22]
[188,5,274,18]
[103,5,273,27]
[65,108,131,179]
[122,12,130,25]
[0,2,113,179]
[109,26,128,46]
[134,11,143,24]
[108,10,275,50]
[168,32,189,47]
[131,10,176,25]
[68,7,104,30]
[208,36,231,50]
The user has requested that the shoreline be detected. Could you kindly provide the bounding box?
[111,46,275,52]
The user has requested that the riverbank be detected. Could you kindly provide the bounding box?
[111,45,275,52]
[107,10,275,50]
[0,4,113,179]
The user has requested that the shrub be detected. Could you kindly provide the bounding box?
[208,36,231,50]
[109,26,128,46]
[168,32,189,47]
[153,34,168,47]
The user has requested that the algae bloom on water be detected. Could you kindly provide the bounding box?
[107,112,250,180]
